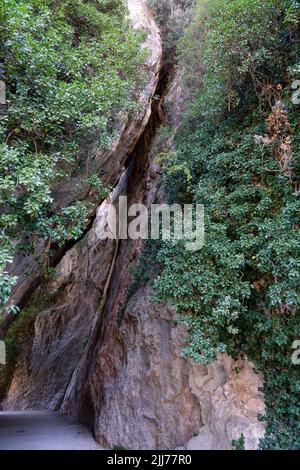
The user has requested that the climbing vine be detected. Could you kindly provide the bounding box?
[153,0,300,449]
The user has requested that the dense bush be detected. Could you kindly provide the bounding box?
[154,0,300,449]
[0,0,144,314]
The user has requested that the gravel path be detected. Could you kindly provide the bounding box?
[0,411,102,450]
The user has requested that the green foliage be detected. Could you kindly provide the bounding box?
[232,434,245,450]
[178,0,299,107]
[147,0,194,62]
[0,272,19,316]
[0,0,144,315]
[154,0,300,449]
[85,173,112,200]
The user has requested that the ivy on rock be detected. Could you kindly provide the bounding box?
[153,0,300,449]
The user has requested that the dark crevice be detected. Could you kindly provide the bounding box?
[0,64,170,340]
[71,58,174,432]
[1,21,173,437]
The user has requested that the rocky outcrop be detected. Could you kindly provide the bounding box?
[1,2,265,450]
[89,286,202,450]
[77,282,265,450]
[184,355,265,450]
[2,0,163,411]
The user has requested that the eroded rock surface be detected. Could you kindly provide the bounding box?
[2,204,116,410]
[185,355,265,450]
[1,2,265,450]
[90,286,201,450]
[62,272,263,450]
[87,284,265,450]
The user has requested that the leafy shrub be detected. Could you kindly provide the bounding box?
[0,0,144,314]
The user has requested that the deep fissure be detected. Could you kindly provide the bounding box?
[0,61,170,342]
[60,59,174,433]
[1,48,172,426]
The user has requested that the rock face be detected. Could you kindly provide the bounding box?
[89,287,202,450]
[185,355,265,450]
[1,0,265,450]
[2,204,116,410]
[84,284,265,450]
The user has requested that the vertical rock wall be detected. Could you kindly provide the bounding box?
[1,0,265,451]
[1,0,162,413]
